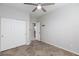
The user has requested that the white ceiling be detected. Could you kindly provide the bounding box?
[0,3,68,19]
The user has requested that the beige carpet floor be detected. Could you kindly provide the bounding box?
[0,40,78,56]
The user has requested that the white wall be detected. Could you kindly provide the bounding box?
[0,5,28,20]
[38,4,79,53]
[0,5,31,48]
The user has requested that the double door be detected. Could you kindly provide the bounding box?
[0,17,26,51]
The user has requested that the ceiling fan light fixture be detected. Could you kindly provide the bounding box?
[37,4,41,10]
[24,3,55,12]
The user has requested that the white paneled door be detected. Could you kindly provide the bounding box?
[1,18,26,51]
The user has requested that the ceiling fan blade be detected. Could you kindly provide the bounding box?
[41,7,46,12]
[32,7,37,12]
[41,3,55,6]
[24,3,37,6]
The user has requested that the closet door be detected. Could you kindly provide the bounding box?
[1,18,26,51]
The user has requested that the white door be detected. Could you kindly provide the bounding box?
[36,22,40,41]
[1,18,26,51]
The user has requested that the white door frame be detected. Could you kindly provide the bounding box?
[0,17,1,52]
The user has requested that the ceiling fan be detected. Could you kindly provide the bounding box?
[24,3,55,12]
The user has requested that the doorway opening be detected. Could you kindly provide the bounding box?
[33,23,36,39]
[33,22,40,41]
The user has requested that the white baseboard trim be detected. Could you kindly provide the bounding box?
[26,41,31,45]
[41,40,79,55]
[0,43,26,52]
